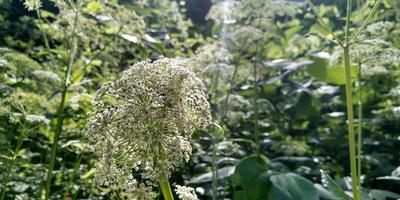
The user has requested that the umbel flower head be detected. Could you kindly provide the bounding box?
[85,58,211,198]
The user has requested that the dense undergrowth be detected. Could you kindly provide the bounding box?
[0,0,399,199]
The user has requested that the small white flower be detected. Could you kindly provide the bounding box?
[175,185,199,200]
[32,70,61,83]
[25,114,49,125]
[23,0,42,11]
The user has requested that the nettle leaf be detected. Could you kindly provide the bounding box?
[320,170,352,200]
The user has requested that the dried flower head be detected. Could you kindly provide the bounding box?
[85,58,211,198]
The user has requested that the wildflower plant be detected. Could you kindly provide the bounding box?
[85,58,211,199]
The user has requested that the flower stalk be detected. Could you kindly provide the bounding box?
[160,179,174,200]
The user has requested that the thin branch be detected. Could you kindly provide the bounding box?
[306,0,344,47]
[351,0,383,41]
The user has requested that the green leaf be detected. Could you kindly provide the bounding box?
[81,168,96,180]
[369,189,400,200]
[232,155,271,200]
[269,185,293,200]
[307,53,357,85]
[320,170,352,200]
[270,173,319,200]
[286,90,319,121]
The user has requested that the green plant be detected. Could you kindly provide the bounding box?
[308,0,384,199]
[84,58,211,199]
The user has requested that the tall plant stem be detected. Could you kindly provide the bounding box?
[344,1,360,199]
[343,46,360,200]
[220,50,244,120]
[357,63,363,192]
[44,84,69,200]
[159,179,174,200]
[63,153,83,200]
[210,122,223,200]
[211,133,218,200]
[43,3,78,198]
[0,128,27,200]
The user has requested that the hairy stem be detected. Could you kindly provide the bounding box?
[159,179,174,200]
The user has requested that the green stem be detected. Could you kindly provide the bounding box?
[344,0,360,199]
[44,5,78,199]
[63,153,83,200]
[252,54,260,154]
[0,128,26,200]
[210,122,223,200]
[211,134,218,200]
[220,51,243,120]
[344,46,360,200]
[35,9,57,70]
[352,0,383,41]
[306,0,344,47]
[357,63,363,192]
[44,85,69,200]
[159,179,174,200]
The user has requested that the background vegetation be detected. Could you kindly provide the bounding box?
[0,0,399,199]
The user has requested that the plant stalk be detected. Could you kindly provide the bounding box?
[211,133,218,200]
[0,128,26,200]
[44,6,78,199]
[344,0,361,199]
[159,179,174,200]
[344,46,360,200]
[357,63,363,192]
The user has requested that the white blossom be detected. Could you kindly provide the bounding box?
[85,58,211,198]
[32,70,61,83]
[23,0,42,11]
[25,114,50,125]
[175,185,199,200]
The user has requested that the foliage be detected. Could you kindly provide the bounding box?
[0,0,399,199]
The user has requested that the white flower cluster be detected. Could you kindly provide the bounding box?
[85,58,211,198]
[175,185,199,200]
[23,0,42,11]
[208,0,301,28]
[32,70,61,84]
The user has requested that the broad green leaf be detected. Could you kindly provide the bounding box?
[369,189,400,200]
[307,53,357,85]
[269,184,293,200]
[320,170,352,200]
[232,155,271,200]
[270,173,319,200]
